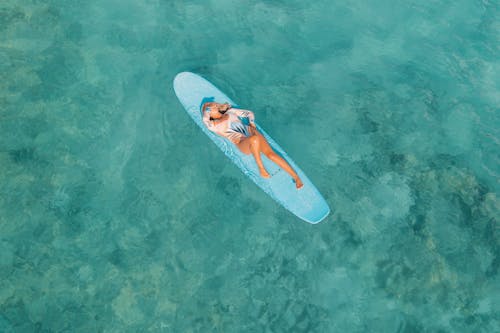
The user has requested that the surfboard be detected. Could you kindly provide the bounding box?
[173,72,330,224]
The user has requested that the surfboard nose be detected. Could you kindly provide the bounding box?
[174,71,195,85]
[173,72,194,99]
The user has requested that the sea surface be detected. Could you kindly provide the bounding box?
[1,0,499,332]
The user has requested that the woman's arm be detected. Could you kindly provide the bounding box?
[202,102,217,114]
[230,108,257,135]
[231,108,255,124]
[202,107,214,129]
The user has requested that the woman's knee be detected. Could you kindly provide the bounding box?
[248,135,260,146]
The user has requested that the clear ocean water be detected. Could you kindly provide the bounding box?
[1,0,499,332]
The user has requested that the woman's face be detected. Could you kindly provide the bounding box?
[209,103,230,118]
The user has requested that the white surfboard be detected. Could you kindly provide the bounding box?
[173,72,330,224]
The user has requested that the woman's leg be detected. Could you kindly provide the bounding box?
[236,132,303,188]
[255,132,303,188]
[235,136,270,178]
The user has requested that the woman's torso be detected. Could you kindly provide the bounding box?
[210,109,252,143]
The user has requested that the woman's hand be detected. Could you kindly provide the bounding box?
[249,123,257,135]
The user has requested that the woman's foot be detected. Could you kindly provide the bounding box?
[259,168,271,178]
[293,177,304,189]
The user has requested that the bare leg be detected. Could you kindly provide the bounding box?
[255,133,303,189]
[250,136,271,178]
[236,131,303,188]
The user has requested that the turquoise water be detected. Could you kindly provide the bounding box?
[1,0,499,331]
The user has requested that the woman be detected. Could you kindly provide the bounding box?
[202,101,304,189]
